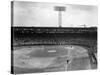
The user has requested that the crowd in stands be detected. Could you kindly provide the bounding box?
[13,36,96,47]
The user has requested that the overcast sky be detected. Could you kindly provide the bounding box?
[13,1,98,27]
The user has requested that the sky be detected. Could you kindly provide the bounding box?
[13,1,98,27]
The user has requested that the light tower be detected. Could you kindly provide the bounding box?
[54,6,66,27]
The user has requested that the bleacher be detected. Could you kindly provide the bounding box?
[12,27,97,46]
[13,37,96,46]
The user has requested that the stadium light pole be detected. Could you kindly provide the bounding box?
[54,6,66,27]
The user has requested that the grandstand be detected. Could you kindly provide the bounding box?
[12,27,97,46]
